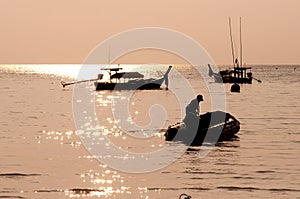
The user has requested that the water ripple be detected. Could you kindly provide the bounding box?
[217,186,300,192]
[0,173,41,179]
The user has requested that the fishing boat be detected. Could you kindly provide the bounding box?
[164,111,240,146]
[94,65,172,90]
[208,63,253,84]
[61,65,172,90]
[208,17,260,84]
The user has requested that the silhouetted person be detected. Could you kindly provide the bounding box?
[185,95,203,117]
[183,95,204,132]
[235,58,239,68]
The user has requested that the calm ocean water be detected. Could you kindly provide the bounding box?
[0,64,299,199]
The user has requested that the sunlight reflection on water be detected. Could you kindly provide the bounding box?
[1,65,299,198]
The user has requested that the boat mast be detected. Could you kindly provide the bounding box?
[108,45,112,82]
[240,16,243,68]
[229,17,235,66]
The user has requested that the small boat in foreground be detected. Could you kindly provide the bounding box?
[164,111,240,146]
[94,66,172,90]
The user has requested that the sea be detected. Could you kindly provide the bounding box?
[0,64,299,199]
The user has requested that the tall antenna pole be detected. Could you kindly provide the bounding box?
[229,17,235,66]
[240,16,243,67]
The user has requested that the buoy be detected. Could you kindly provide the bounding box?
[231,83,240,92]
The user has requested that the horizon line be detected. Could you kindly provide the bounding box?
[0,63,300,66]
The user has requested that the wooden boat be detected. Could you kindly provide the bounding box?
[61,66,172,90]
[208,64,253,84]
[208,17,258,85]
[94,66,172,90]
[164,111,240,146]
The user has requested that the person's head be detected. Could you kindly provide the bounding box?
[197,95,204,102]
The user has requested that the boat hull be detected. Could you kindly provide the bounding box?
[208,64,253,84]
[214,76,252,84]
[94,78,164,90]
[164,111,240,146]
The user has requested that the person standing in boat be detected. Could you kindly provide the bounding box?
[235,58,239,68]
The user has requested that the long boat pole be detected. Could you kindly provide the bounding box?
[229,17,235,66]
[61,78,100,88]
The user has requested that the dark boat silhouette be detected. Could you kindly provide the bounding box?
[94,66,172,90]
[164,111,240,146]
[61,66,172,90]
[208,64,253,84]
[207,17,261,85]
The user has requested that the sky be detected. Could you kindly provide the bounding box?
[0,0,299,65]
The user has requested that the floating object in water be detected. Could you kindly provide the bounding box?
[164,111,240,146]
[231,83,240,92]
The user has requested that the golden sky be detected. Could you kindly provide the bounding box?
[0,0,299,64]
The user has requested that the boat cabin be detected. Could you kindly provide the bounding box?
[233,67,252,79]
[100,67,144,83]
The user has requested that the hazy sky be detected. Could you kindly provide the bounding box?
[0,0,299,64]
